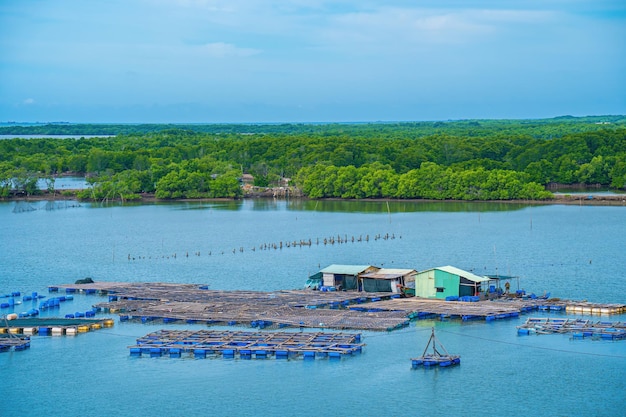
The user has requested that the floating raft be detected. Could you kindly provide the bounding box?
[0,334,31,352]
[411,328,460,369]
[517,318,626,340]
[129,330,364,360]
[0,317,115,337]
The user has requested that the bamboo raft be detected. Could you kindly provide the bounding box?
[129,329,364,360]
[517,317,626,340]
[48,282,626,332]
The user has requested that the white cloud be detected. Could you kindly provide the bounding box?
[23,98,35,105]
[320,7,557,51]
[201,42,261,58]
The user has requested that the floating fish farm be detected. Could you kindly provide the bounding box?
[47,281,625,334]
[130,329,364,360]
[517,317,626,340]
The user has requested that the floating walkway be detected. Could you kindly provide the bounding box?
[0,317,114,337]
[129,329,363,360]
[517,317,626,340]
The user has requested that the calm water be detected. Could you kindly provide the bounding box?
[1,200,625,417]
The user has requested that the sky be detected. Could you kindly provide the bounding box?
[0,0,625,123]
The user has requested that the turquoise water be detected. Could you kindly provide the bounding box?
[1,200,625,417]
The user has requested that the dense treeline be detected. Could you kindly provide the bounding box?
[1,115,625,137]
[0,117,625,200]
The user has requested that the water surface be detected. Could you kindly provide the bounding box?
[1,200,624,417]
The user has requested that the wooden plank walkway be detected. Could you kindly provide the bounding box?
[130,329,364,359]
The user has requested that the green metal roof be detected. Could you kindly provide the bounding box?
[424,265,488,282]
[319,264,375,275]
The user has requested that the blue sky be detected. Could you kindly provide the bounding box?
[1,0,625,123]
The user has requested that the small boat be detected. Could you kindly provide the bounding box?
[411,327,460,369]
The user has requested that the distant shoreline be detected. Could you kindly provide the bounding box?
[4,191,625,206]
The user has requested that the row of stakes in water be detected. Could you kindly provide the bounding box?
[1,291,96,319]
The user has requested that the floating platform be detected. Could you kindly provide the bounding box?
[411,328,460,369]
[517,318,626,340]
[48,281,626,332]
[129,329,363,360]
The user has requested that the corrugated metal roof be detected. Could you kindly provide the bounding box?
[319,264,375,275]
[361,268,417,280]
[378,268,416,275]
[432,265,488,282]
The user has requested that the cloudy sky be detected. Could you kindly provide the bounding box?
[1,0,624,123]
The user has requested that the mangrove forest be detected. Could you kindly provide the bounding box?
[0,115,625,201]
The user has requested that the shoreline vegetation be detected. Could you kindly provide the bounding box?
[1,116,625,202]
[4,188,625,206]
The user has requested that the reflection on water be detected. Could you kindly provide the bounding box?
[76,198,535,213]
[287,199,533,213]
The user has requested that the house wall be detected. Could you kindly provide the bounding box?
[414,270,437,298]
[434,270,460,299]
[322,273,335,287]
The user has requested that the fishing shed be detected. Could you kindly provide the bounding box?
[315,264,379,291]
[414,266,488,299]
[359,269,417,293]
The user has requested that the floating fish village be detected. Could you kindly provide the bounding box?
[2,264,625,366]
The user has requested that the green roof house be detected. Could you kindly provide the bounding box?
[414,266,488,299]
